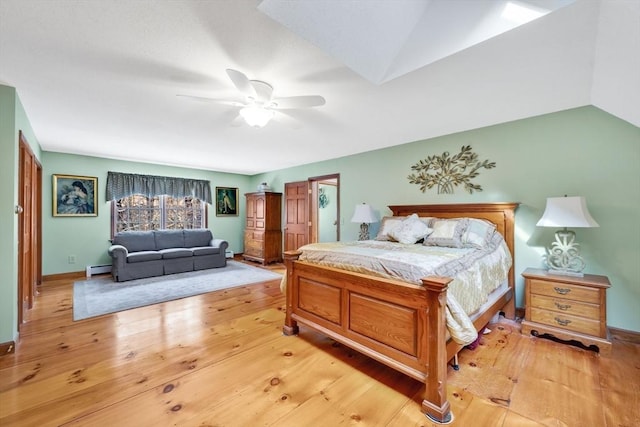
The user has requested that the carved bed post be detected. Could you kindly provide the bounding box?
[502,206,517,319]
[421,276,454,424]
[282,250,301,336]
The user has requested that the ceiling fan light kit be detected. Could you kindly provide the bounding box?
[240,105,275,128]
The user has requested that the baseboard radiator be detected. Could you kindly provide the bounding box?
[86,264,112,277]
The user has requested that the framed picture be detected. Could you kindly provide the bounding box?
[53,174,98,217]
[216,187,238,216]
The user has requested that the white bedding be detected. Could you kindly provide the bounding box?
[285,233,512,345]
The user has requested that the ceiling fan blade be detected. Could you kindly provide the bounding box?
[250,80,274,103]
[176,94,243,107]
[226,69,256,98]
[272,95,326,109]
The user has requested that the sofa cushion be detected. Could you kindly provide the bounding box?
[114,231,157,253]
[191,246,220,256]
[159,248,193,259]
[127,251,163,263]
[154,230,185,250]
[183,229,213,247]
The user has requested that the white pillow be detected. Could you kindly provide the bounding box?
[423,218,468,248]
[462,218,497,248]
[375,215,434,241]
[418,216,435,227]
[388,214,433,244]
[375,216,405,241]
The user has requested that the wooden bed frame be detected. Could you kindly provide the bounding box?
[283,203,518,423]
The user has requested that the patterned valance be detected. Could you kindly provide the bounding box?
[106,171,212,204]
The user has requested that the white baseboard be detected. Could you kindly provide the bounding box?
[86,264,112,277]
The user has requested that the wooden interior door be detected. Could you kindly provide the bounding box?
[18,131,42,326]
[284,181,309,252]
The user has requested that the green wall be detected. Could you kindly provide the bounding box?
[0,85,41,343]
[41,152,251,275]
[252,106,640,332]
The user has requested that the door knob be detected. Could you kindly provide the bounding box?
[15,205,23,214]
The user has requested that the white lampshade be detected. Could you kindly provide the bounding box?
[351,203,378,224]
[536,196,599,228]
[240,106,274,128]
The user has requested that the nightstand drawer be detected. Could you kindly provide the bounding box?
[530,294,599,319]
[530,279,600,304]
[530,307,601,336]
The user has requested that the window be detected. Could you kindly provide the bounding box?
[112,194,206,236]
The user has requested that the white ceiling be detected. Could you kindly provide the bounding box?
[0,0,638,175]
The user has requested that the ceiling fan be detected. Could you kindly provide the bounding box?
[180,69,326,128]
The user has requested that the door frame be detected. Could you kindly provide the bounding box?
[308,173,340,243]
[18,131,42,327]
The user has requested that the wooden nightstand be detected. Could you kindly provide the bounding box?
[521,268,611,356]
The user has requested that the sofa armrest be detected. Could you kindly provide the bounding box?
[109,245,129,267]
[108,244,128,259]
[108,245,129,277]
[210,239,229,252]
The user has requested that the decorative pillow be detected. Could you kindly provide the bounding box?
[418,216,435,227]
[388,214,433,244]
[375,216,405,241]
[423,218,469,248]
[462,218,497,248]
[375,215,434,241]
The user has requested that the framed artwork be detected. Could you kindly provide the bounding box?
[216,187,238,216]
[53,174,98,217]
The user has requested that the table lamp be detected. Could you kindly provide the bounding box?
[351,203,378,240]
[536,196,599,276]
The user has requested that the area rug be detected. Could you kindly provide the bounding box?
[73,261,282,320]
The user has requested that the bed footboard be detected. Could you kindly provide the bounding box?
[283,202,518,423]
[283,250,454,423]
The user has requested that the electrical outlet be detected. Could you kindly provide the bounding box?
[68,255,76,264]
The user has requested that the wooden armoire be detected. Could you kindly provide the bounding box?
[243,192,282,265]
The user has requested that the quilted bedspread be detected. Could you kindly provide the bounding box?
[284,233,511,345]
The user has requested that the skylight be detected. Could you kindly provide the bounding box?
[259,0,577,85]
[502,1,548,24]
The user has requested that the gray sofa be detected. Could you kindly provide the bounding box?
[108,229,228,282]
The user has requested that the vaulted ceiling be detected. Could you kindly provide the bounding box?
[0,0,638,174]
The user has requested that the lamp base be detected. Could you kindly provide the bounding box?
[358,223,370,241]
[543,228,586,276]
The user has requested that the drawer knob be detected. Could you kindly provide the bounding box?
[555,302,572,311]
[554,287,571,295]
[555,317,572,326]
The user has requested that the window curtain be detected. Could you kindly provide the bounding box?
[106,171,212,204]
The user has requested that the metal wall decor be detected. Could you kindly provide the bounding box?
[407,145,495,194]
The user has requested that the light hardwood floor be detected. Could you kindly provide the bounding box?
[1,262,638,426]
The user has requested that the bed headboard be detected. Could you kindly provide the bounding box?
[388,203,520,286]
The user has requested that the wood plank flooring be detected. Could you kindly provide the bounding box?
[1,262,638,426]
